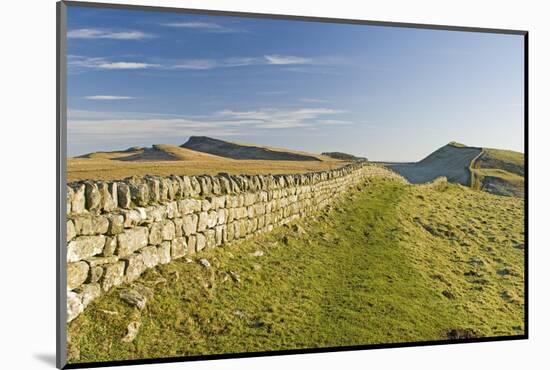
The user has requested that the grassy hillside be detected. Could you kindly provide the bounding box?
[182,136,331,161]
[387,143,524,198]
[387,143,482,185]
[67,177,524,363]
[471,148,525,198]
[68,144,345,182]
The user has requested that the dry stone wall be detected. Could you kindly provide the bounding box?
[65,163,400,322]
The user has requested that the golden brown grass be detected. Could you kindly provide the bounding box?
[68,144,347,182]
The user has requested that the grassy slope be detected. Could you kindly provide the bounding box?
[68,178,524,363]
[470,148,525,198]
[183,136,335,162]
[68,144,345,182]
[387,144,482,186]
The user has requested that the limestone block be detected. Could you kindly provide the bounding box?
[217,208,226,225]
[171,237,187,259]
[178,198,201,214]
[116,227,148,257]
[187,235,196,255]
[182,214,198,236]
[123,253,146,283]
[71,184,86,214]
[117,182,132,209]
[98,182,117,212]
[161,220,176,241]
[67,261,89,290]
[207,210,218,228]
[101,261,125,291]
[244,192,256,206]
[75,283,101,307]
[142,245,159,268]
[197,211,209,232]
[196,233,206,252]
[87,266,104,283]
[174,218,183,237]
[67,291,83,323]
[201,198,212,212]
[85,182,102,212]
[157,241,171,264]
[122,209,142,228]
[148,222,163,245]
[215,225,226,246]
[205,229,216,249]
[68,235,106,262]
[102,237,117,257]
[166,201,179,219]
[107,214,124,235]
[67,220,76,242]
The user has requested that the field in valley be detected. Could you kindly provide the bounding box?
[67,176,525,363]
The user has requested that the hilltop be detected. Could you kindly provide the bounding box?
[321,152,367,161]
[387,142,524,197]
[181,136,328,161]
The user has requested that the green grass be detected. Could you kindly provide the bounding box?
[484,148,524,169]
[470,147,525,197]
[68,178,524,363]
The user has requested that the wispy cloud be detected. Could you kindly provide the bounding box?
[84,95,136,100]
[172,55,335,70]
[68,28,152,40]
[69,54,341,72]
[68,56,161,71]
[68,107,351,143]
[160,21,240,33]
[264,55,311,65]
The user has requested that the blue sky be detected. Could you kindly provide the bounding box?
[66,5,524,160]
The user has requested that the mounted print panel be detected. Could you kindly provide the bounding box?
[57,1,527,368]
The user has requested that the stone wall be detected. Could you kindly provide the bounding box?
[65,163,400,322]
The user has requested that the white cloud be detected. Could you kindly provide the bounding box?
[68,28,152,40]
[69,54,341,72]
[68,107,350,139]
[264,55,312,65]
[68,56,161,70]
[160,21,239,33]
[98,62,160,70]
[84,95,136,100]
[172,57,261,70]
[172,59,218,70]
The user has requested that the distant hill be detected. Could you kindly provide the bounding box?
[181,136,329,161]
[69,138,346,182]
[77,144,227,162]
[321,152,367,161]
[387,142,524,197]
[387,143,482,186]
